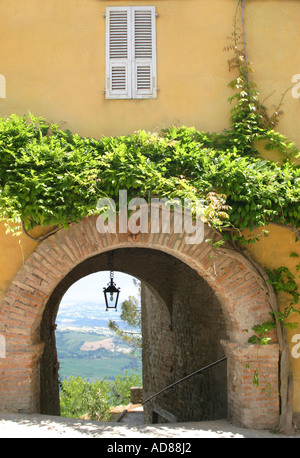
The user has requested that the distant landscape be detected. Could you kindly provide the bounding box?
[55,300,142,382]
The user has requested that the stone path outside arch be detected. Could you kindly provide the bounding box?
[0,414,300,438]
[0,214,280,429]
[2,413,299,438]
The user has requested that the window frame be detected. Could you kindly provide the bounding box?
[105,6,157,100]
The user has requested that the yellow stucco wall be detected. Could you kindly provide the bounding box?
[0,0,299,141]
[245,225,300,414]
[0,0,299,414]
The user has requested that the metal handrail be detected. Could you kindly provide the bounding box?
[142,356,227,406]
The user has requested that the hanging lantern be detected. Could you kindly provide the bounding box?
[103,271,120,311]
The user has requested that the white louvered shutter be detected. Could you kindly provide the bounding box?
[106,6,157,99]
[132,7,157,99]
[106,7,131,99]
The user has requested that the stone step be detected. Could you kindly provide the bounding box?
[114,404,144,424]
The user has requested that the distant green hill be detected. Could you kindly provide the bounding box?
[56,329,142,382]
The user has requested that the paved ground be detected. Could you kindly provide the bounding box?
[0,413,299,438]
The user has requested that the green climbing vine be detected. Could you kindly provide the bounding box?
[248,257,300,346]
[224,0,300,343]
[0,115,299,236]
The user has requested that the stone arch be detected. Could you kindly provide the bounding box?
[0,215,280,428]
[39,246,230,420]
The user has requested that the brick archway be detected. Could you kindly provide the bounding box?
[0,215,280,428]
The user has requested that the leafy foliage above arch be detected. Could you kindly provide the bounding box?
[0,113,299,238]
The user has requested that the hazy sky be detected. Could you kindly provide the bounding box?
[61,271,140,305]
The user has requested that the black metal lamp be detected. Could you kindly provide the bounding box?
[103,271,120,311]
